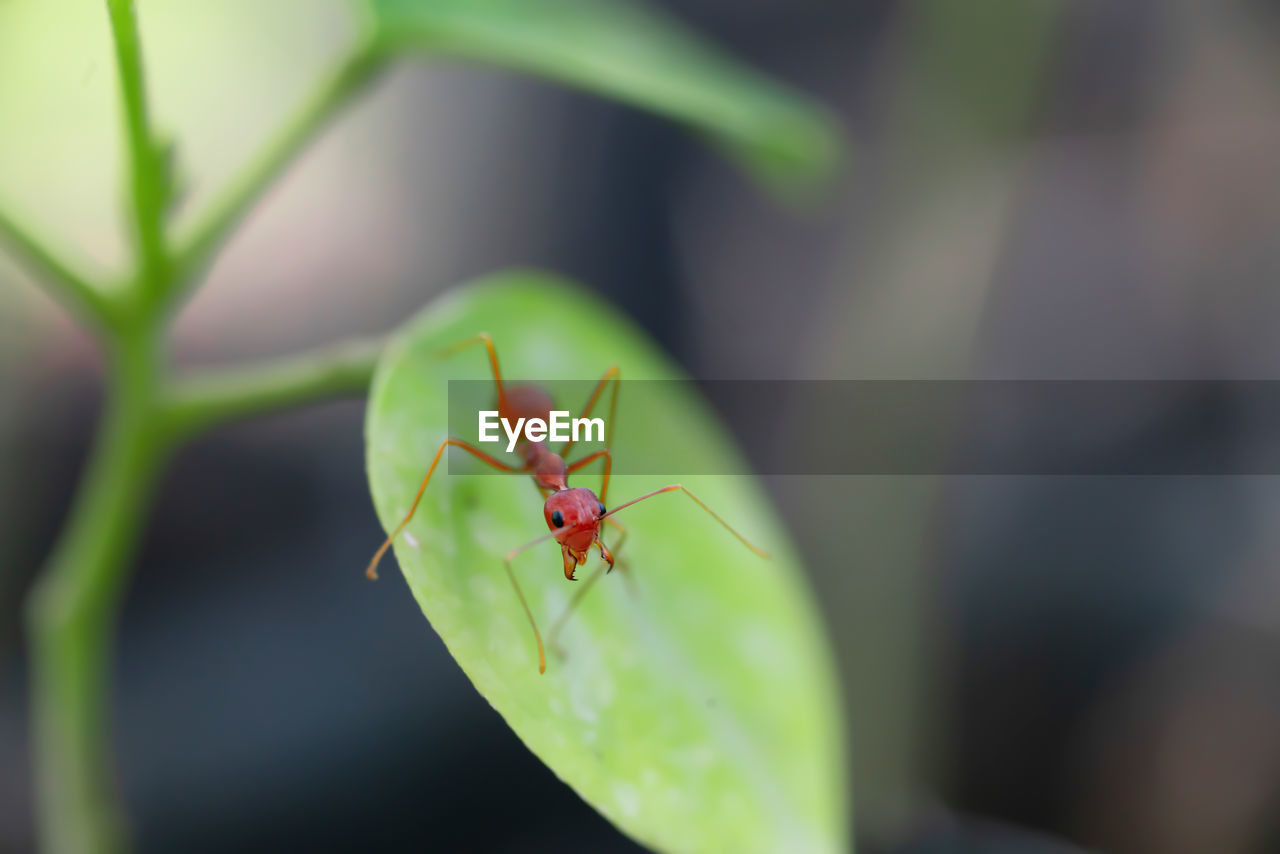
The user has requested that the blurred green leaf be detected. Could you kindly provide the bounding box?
[365,271,848,853]
[363,0,840,193]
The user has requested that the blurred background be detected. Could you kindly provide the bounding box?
[3,0,1280,851]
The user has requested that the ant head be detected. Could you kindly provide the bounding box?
[544,487,606,552]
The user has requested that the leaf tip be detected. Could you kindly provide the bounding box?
[735,103,848,205]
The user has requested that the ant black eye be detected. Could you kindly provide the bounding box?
[598,502,606,517]
[551,510,564,528]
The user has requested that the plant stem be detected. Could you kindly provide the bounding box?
[106,0,170,300]
[26,329,166,854]
[0,206,118,329]
[172,50,381,296]
[16,13,387,851]
[161,336,387,441]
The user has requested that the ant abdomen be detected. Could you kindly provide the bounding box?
[501,385,554,426]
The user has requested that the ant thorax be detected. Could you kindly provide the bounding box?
[527,443,568,491]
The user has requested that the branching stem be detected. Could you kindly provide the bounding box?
[162,336,387,442]
[172,49,380,298]
[27,331,166,854]
[106,0,170,301]
[12,9,388,852]
[0,206,118,329]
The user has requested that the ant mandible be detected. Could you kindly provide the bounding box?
[364,333,769,674]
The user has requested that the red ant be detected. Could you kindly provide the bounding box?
[365,333,769,674]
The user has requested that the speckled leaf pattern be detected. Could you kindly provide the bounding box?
[365,272,848,853]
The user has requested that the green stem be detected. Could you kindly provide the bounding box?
[0,206,118,328]
[172,49,381,295]
[161,336,386,442]
[23,326,386,853]
[13,13,388,854]
[106,0,169,299]
[26,330,166,854]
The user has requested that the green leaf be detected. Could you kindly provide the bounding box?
[365,271,849,853]
[363,0,840,194]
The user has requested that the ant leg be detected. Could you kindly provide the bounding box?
[547,517,630,656]
[559,365,619,458]
[547,564,606,658]
[501,528,567,675]
[604,517,635,585]
[595,516,637,592]
[566,449,612,504]
[603,485,770,558]
[434,332,508,414]
[365,439,525,580]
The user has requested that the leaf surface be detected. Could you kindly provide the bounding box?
[365,271,848,853]
[364,0,840,193]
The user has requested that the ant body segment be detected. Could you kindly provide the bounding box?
[365,333,768,673]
